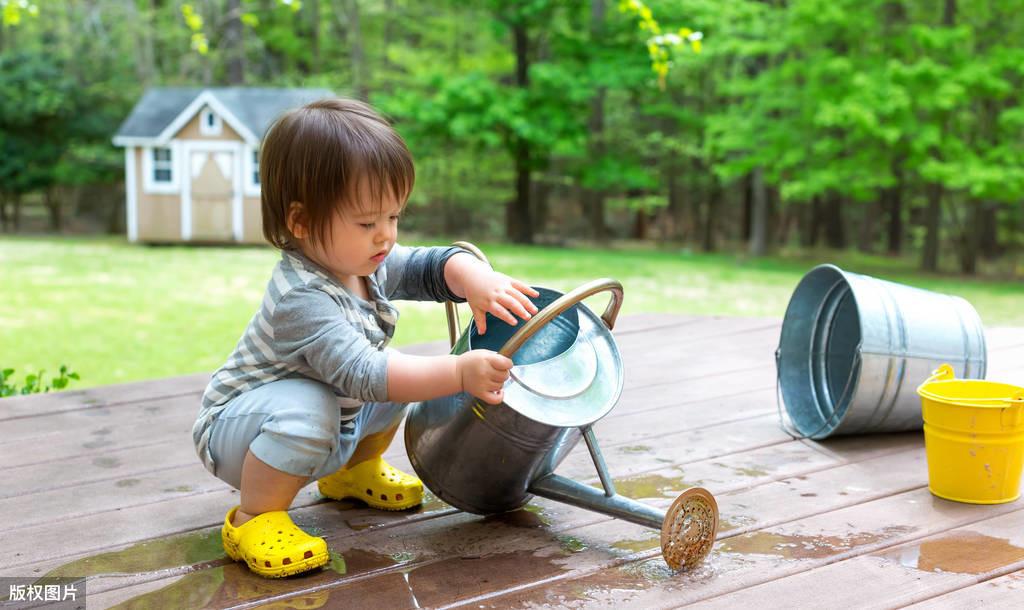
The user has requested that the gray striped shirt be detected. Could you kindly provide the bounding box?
[192,244,467,473]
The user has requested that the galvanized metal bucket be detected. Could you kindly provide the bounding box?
[404,242,719,570]
[776,264,987,439]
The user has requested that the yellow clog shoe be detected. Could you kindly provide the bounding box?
[221,506,329,578]
[317,457,423,511]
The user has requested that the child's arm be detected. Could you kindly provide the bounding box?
[381,244,469,302]
[274,286,513,405]
[386,350,513,404]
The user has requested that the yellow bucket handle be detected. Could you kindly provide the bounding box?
[924,364,956,383]
[919,363,1024,405]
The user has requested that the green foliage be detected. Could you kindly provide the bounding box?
[0,51,81,217]
[0,365,79,397]
[3,0,1023,273]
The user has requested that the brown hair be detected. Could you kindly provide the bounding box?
[259,98,415,250]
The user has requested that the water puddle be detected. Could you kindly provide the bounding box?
[713,462,769,478]
[558,535,589,554]
[612,473,700,500]
[717,514,757,533]
[720,526,915,560]
[342,491,450,531]
[881,531,1024,574]
[111,547,396,609]
[610,533,660,554]
[484,508,550,529]
[40,528,224,579]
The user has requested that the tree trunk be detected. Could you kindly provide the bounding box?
[581,0,607,242]
[741,173,753,242]
[342,0,368,99]
[979,202,1000,259]
[506,21,533,244]
[885,177,904,254]
[748,167,768,256]
[858,201,877,253]
[307,0,321,74]
[532,174,550,235]
[921,0,955,273]
[12,194,22,232]
[800,198,818,247]
[225,0,245,84]
[44,188,62,232]
[125,0,155,85]
[958,201,980,274]
[702,176,720,252]
[632,208,648,240]
[666,163,685,239]
[922,183,942,272]
[823,193,846,249]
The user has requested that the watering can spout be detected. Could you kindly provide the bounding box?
[529,473,664,530]
[528,426,719,571]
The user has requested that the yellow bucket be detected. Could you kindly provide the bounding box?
[917,364,1024,504]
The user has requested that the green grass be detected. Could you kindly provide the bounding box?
[3,235,1022,390]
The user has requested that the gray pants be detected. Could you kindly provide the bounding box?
[206,378,408,490]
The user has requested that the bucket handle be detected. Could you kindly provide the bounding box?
[443,241,492,349]
[497,278,624,359]
[924,363,956,384]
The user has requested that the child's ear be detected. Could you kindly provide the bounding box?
[286,202,309,240]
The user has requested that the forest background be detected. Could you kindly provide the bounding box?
[2,0,1024,390]
[2,0,1023,275]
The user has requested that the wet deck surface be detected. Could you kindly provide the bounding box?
[3,314,1024,609]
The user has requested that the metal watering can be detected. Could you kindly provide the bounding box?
[404,243,719,570]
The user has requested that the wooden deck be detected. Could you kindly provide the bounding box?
[3,314,1024,609]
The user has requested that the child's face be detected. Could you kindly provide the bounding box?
[295,189,402,282]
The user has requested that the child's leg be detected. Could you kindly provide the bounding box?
[232,449,311,527]
[343,422,401,468]
[202,378,342,577]
[206,377,345,493]
[317,402,422,510]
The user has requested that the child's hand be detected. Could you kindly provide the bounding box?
[465,269,541,335]
[456,350,514,404]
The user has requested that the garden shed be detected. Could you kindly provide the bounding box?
[112,87,331,244]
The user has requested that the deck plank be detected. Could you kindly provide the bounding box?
[2,314,1023,610]
[693,508,1024,609]
[905,568,1024,609]
[86,431,922,608]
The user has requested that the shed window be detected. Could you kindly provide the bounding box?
[252,148,260,185]
[152,147,173,183]
[200,108,223,135]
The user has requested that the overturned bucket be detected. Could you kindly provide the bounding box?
[776,264,987,439]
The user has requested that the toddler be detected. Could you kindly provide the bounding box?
[191,98,539,578]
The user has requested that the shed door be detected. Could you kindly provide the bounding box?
[190,150,234,241]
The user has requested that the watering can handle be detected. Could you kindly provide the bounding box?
[498,278,624,359]
[444,241,492,349]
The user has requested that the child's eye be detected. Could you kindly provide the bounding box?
[390,215,400,222]
[360,223,375,229]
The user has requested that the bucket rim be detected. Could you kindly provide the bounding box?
[777,263,864,438]
[917,380,1024,408]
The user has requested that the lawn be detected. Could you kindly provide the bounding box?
[2,235,1022,390]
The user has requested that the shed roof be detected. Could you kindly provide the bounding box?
[113,87,334,146]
